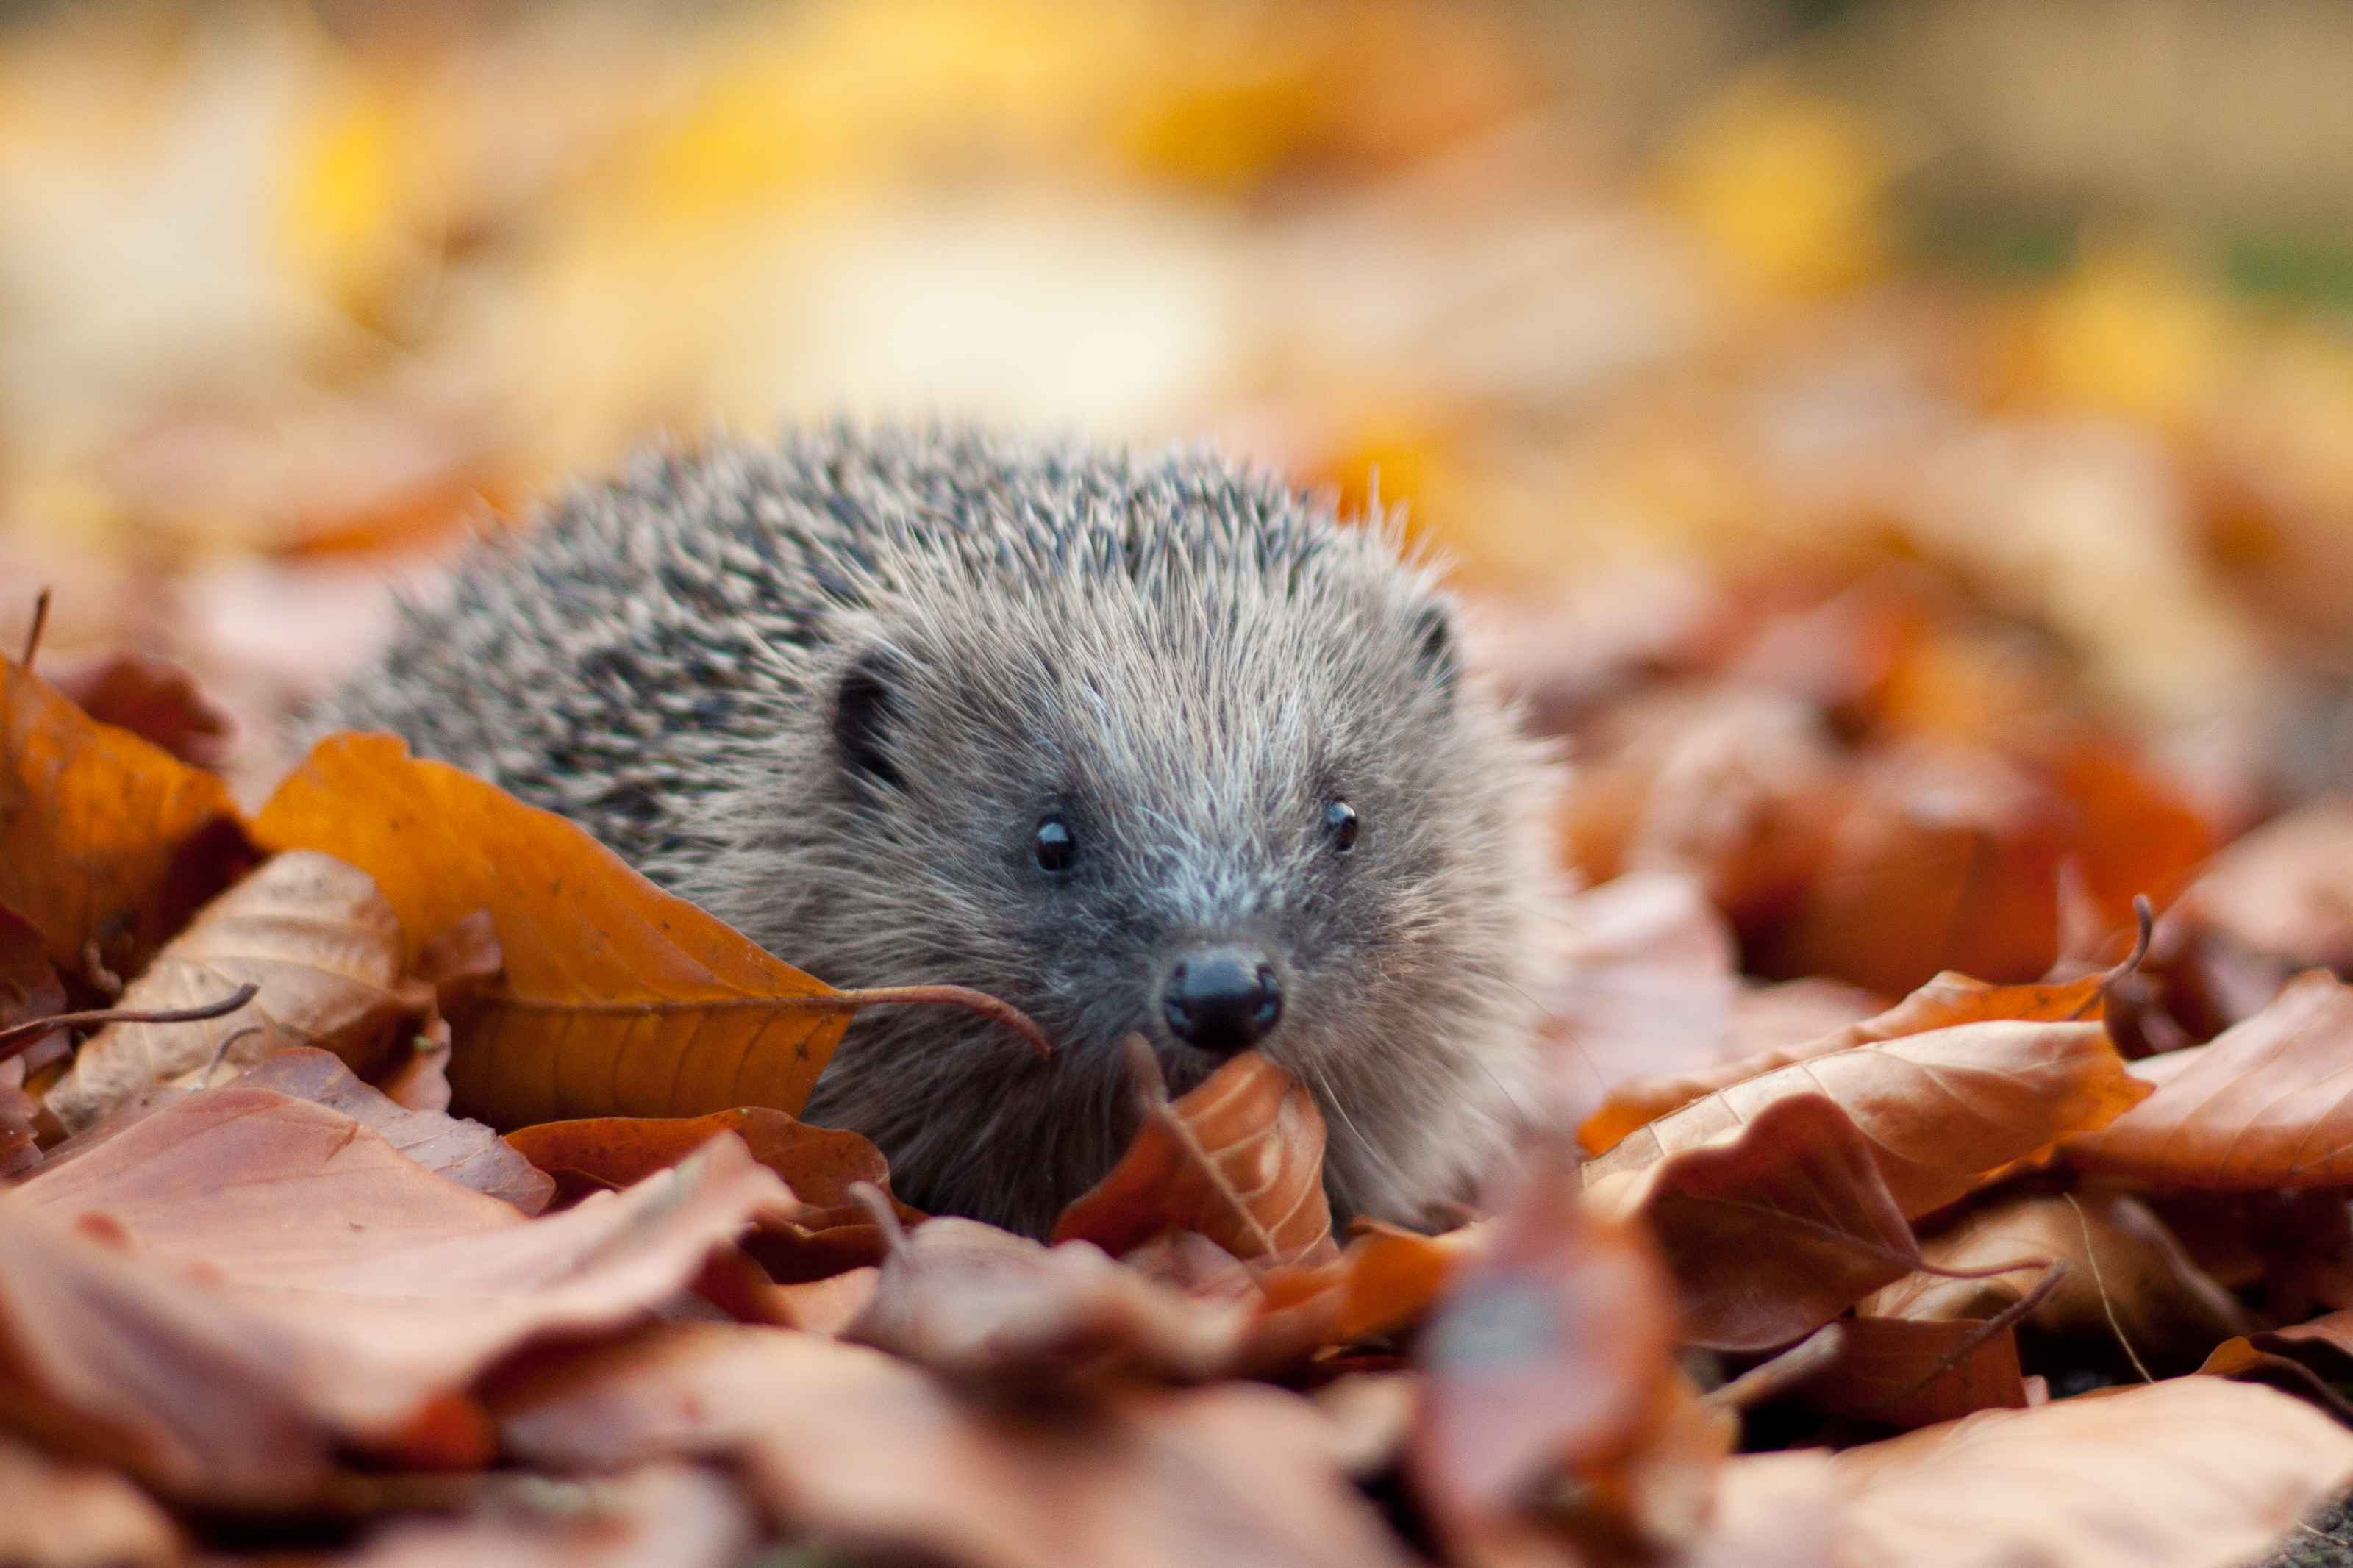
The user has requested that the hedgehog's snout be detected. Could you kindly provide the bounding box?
[1158,942,1284,1059]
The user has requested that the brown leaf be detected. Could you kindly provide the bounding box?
[47,649,235,770]
[1535,870,1743,1127]
[1827,1378,2353,1568]
[0,1429,180,1567]
[505,1106,905,1220]
[1583,1019,2147,1218]
[843,1215,1249,1390]
[0,907,64,1177]
[2199,1334,2353,1429]
[2068,970,2353,1188]
[1866,1190,2253,1376]
[0,903,65,1039]
[43,851,429,1133]
[252,734,862,1128]
[1582,962,2113,1156]
[1413,1153,1727,1563]
[491,1322,1416,1568]
[2171,795,2353,973]
[1,1093,795,1506]
[0,654,251,987]
[1797,1315,2029,1431]
[505,1106,918,1279]
[340,1464,757,1568]
[1052,1042,1335,1270]
[235,1048,554,1214]
[1585,1094,1926,1352]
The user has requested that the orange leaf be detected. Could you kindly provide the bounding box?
[506,1106,891,1208]
[2068,970,2353,1188]
[1051,1042,1335,1270]
[1585,1094,1926,1351]
[0,655,253,986]
[1582,1019,2148,1218]
[251,734,852,1127]
[1582,962,2113,1156]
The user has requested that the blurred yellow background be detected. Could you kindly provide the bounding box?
[7,0,2353,836]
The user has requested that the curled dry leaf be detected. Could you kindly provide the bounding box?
[0,655,254,986]
[1865,1190,2253,1376]
[1584,1094,1927,1352]
[505,1106,919,1281]
[1582,1019,2148,1219]
[1052,1042,1335,1271]
[1582,961,2115,1156]
[340,1464,758,1568]
[1413,1153,1727,1564]
[2067,970,2353,1188]
[1829,1378,2353,1568]
[43,851,429,1133]
[46,650,235,771]
[252,734,860,1127]
[0,1093,796,1506]
[491,1321,1416,1568]
[0,1430,179,1568]
[843,1214,1251,1390]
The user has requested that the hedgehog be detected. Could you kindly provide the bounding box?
[315,426,1563,1238]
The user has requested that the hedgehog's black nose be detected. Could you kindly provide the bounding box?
[1162,948,1282,1057]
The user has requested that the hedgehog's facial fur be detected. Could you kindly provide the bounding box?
[695,483,1557,1238]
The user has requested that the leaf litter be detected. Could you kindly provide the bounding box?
[13,578,2353,1565]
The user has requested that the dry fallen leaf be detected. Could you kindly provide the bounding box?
[1797,1314,2029,1431]
[254,734,890,1128]
[338,1464,757,1568]
[46,650,235,771]
[0,654,254,988]
[1865,1189,2253,1377]
[1829,1378,2353,1568]
[235,1048,555,1214]
[1582,961,2115,1155]
[1583,1017,2148,1218]
[43,850,429,1132]
[492,1321,1415,1568]
[0,1429,179,1568]
[1535,870,1743,1126]
[1585,1093,1927,1352]
[1414,1152,1727,1564]
[505,1106,918,1279]
[1,1097,796,1506]
[1053,1042,1335,1271]
[2067,970,2353,1187]
[843,1214,1251,1390]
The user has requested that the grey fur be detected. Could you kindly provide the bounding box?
[316,425,1561,1236]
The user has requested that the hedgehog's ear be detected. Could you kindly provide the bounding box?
[833,648,908,792]
[1411,604,1458,702]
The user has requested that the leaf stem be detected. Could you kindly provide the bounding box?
[0,981,260,1065]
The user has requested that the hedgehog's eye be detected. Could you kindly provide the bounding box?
[1323,800,1360,851]
[1034,815,1077,873]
